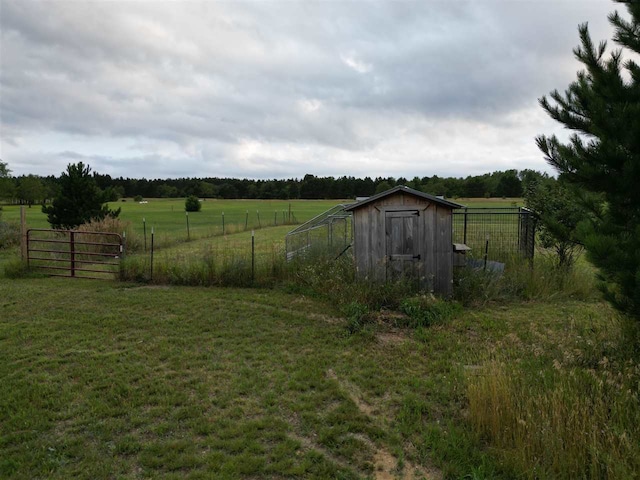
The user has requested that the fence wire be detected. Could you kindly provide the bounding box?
[285,204,353,260]
[452,207,536,262]
[286,204,535,264]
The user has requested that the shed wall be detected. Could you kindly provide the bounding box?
[351,191,453,295]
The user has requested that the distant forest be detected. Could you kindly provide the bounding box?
[1,168,550,205]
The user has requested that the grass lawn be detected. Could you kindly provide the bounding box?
[1,198,522,234]
[1,268,637,479]
[452,198,523,209]
[0,199,347,234]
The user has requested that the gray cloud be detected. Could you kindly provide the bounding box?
[0,0,619,179]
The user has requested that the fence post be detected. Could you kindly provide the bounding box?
[274,211,277,226]
[143,217,147,252]
[285,233,289,261]
[150,227,154,281]
[251,230,255,282]
[245,210,249,230]
[483,234,489,271]
[463,207,468,245]
[344,217,347,246]
[20,206,27,261]
[70,231,76,277]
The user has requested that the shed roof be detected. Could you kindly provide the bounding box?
[343,185,464,211]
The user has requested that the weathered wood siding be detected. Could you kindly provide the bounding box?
[351,190,453,295]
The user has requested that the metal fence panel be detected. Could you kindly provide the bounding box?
[453,207,536,262]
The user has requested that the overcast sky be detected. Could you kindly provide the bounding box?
[0,0,621,180]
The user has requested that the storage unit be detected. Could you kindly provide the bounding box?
[344,186,463,295]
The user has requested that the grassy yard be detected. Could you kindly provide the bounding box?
[1,197,522,234]
[0,199,347,234]
[1,268,638,479]
[4,195,638,479]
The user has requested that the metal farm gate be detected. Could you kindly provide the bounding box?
[26,229,124,279]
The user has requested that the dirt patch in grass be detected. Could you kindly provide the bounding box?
[326,368,443,480]
[377,331,412,346]
[373,448,442,480]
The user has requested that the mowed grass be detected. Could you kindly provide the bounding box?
[0,199,345,234]
[1,271,638,479]
[1,197,523,234]
[452,198,524,209]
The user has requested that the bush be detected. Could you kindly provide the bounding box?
[0,220,20,249]
[185,195,201,212]
[342,302,373,334]
[76,216,143,253]
[399,295,462,328]
[3,258,41,279]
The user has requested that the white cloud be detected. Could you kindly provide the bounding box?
[340,52,373,74]
[0,0,620,179]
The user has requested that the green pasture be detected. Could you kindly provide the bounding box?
[452,197,523,209]
[1,197,523,234]
[0,199,343,234]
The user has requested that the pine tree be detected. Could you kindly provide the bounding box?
[43,162,121,229]
[537,1,640,318]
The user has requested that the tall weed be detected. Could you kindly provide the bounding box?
[454,254,597,307]
[399,295,462,328]
[0,220,20,249]
[468,359,640,479]
[286,254,417,310]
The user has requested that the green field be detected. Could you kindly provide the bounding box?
[1,199,344,235]
[1,197,523,233]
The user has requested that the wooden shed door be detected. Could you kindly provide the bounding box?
[385,210,420,281]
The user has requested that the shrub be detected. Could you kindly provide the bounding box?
[399,295,462,328]
[76,216,143,253]
[3,258,40,279]
[342,302,372,334]
[0,220,20,249]
[185,195,201,212]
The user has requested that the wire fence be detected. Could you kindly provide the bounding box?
[285,204,353,261]
[121,227,291,286]
[285,205,536,264]
[128,210,299,253]
[452,207,536,262]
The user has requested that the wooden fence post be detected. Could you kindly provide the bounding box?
[20,206,27,261]
[150,227,155,281]
[251,230,255,282]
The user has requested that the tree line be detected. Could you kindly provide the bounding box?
[0,166,535,204]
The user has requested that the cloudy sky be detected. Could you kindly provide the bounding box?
[0,0,620,180]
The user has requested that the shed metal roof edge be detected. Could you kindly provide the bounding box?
[343,185,464,211]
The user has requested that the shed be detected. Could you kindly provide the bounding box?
[344,186,463,295]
